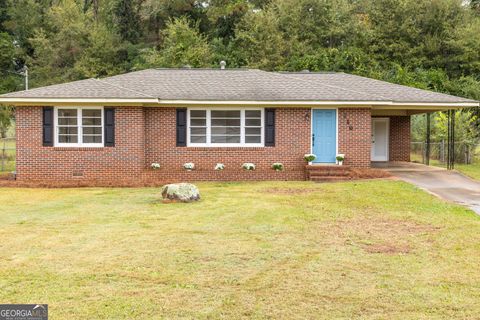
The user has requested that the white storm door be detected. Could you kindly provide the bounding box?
[371,118,389,161]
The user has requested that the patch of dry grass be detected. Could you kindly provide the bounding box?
[0,181,479,319]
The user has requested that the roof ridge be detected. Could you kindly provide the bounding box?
[273,71,390,101]
[92,78,156,98]
[153,67,253,71]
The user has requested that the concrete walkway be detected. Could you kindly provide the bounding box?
[374,162,480,214]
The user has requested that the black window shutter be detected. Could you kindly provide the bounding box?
[43,107,54,146]
[265,108,275,146]
[176,108,187,147]
[104,108,115,147]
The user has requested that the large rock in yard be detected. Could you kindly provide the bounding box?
[161,183,200,202]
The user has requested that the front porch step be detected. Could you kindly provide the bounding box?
[310,176,352,182]
[308,170,350,177]
[306,165,352,181]
[305,165,349,170]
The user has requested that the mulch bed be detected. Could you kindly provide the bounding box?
[349,168,392,179]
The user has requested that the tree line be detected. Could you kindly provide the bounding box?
[0,0,479,139]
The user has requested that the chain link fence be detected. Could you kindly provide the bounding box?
[411,141,480,165]
[0,137,15,173]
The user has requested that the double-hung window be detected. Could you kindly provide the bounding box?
[55,107,103,147]
[188,108,263,147]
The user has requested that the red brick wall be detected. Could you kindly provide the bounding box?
[338,108,372,168]
[143,107,310,181]
[389,116,411,162]
[15,106,373,185]
[15,106,146,183]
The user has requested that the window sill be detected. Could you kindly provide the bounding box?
[52,147,107,151]
[182,146,273,151]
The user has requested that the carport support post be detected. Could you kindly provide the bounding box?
[425,113,431,166]
[447,109,455,170]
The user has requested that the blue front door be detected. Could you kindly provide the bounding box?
[312,109,337,163]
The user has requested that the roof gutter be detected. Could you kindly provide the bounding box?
[0,97,159,106]
[156,100,479,108]
[1,97,478,108]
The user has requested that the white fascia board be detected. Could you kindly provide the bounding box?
[0,97,159,106]
[389,102,479,107]
[157,100,478,107]
[2,97,477,108]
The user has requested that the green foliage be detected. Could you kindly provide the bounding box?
[113,0,142,43]
[141,17,213,68]
[74,24,128,78]
[434,111,478,144]
[0,106,12,137]
[233,7,287,70]
[0,32,14,70]
[0,0,8,32]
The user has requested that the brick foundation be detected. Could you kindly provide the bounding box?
[15,106,397,185]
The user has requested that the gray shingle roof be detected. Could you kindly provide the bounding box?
[1,78,154,99]
[283,72,475,103]
[101,69,378,101]
[0,68,476,104]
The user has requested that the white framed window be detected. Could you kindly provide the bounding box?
[54,107,104,147]
[187,108,264,147]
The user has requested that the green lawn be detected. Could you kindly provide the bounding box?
[0,138,15,172]
[411,153,480,181]
[450,163,480,181]
[0,181,479,319]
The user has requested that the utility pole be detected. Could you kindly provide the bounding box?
[23,65,29,90]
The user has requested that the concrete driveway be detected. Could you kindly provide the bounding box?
[374,162,480,214]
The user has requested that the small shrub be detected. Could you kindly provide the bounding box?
[183,162,195,170]
[271,163,284,171]
[242,163,256,171]
[304,154,316,162]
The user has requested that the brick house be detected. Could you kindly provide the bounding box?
[0,69,477,185]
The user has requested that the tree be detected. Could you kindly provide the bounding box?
[0,32,14,70]
[74,24,128,78]
[142,17,213,68]
[83,0,99,21]
[28,0,92,85]
[113,0,142,43]
[0,0,9,32]
[0,106,12,138]
[140,0,203,46]
[233,6,288,70]
[206,0,250,42]
[471,0,480,13]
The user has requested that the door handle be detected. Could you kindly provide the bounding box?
[312,133,315,146]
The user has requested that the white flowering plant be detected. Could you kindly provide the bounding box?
[271,163,284,171]
[183,162,195,170]
[242,163,256,171]
[304,153,317,162]
[214,163,225,171]
[151,163,161,170]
